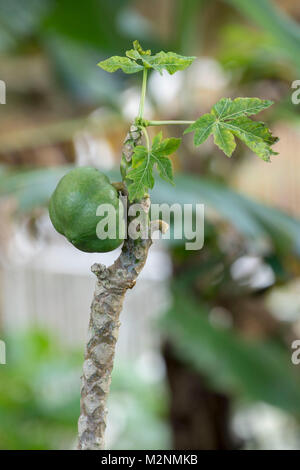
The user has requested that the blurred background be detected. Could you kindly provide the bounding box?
[1,0,300,450]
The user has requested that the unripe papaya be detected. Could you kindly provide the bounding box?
[49,167,125,253]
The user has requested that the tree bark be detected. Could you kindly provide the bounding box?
[77,126,152,450]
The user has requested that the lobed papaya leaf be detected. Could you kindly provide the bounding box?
[185,97,278,161]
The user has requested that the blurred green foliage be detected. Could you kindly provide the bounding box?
[217,23,293,82]
[0,330,80,449]
[226,0,300,73]
[0,330,169,449]
[162,287,300,414]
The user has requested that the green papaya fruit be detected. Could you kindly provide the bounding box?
[49,166,125,253]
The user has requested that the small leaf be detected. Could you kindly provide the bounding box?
[133,40,142,52]
[152,131,163,147]
[126,42,152,61]
[97,56,143,74]
[184,114,216,145]
[146,51,196,75]
[126,134,181,201]
[125,49,141,61]
[133,40,151,56]
[213,123,236,157]
[126,146,155,200]
[154,136,181,156]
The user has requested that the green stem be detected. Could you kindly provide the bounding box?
[142,126,150,151]
[147,120,194,126]
[138,68,148,119]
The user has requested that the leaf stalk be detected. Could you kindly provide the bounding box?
[138,67,148,119]
[147,120,194,126]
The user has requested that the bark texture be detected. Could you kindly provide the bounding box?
[78,126,152,450]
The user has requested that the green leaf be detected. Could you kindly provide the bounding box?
[126,146,155,200]
[126,41,151,61]
[127,48,196,75]
[97,56,143,74]
[126,133,181,201]
[212,97,273,120]
[99,41,195,76]
[184,113,215,145]
[145,51,196,75]
[132,39,151,56]
[188,97,278,161]
[153,132,182,156]
[125,49,141,61]
[213,122,236,157]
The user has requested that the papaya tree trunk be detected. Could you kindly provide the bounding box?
[77,126,152,450]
